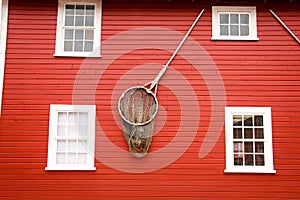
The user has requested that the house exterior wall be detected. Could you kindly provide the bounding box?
[0,0,300,199]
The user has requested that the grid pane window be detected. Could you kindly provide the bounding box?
[219,13,249,37]
[63,4,95,52]
[225,107,276,173]
[212,7,258,41]
[46,105,96,171]
[55,0,101,56]
[232,114,265,167]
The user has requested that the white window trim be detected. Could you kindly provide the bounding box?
[224,107,276,174]
[45,104,96,171]
[0,0,9,115]
[54,0,102,57]
[212,6,259,41]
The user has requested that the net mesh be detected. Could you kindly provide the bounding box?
[119,87,158,157]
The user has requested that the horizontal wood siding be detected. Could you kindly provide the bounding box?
[1,0,300,199]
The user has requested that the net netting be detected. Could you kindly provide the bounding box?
[118,87,158,157]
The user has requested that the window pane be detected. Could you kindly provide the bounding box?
[78,140,87,152]
[65,4,75,15]
[58,112,67,123]
[78,153,87,164]
[255,155,265,166]
[84,41,94,52]
[234,156,243,166]
[68,112,77,123]
[65,16,74,26]
[75,30,84,40]
[244,142,253,153]
[79,112,89,123]
[85,30,94,40]
[230,25,239,36]
[68,140,77,152]
[254,115,263,126]
[230,14,239,24]
[233,128,242,139]
[68,125,78,136]
[255,128,264,139]
[79,125,88,136]
[86,5,95,15]
[57,140,66,151]
[85,16,94,26]
[75,5,84,15]
[75,16,84,26]
[234,142,243,154]
[67,153,77,164]
[240,14,249,24]
[244,128,253,139]
[240,25,249,36]
[220,25,229,36]
[244,115,253,126]
[255,142,264,153]
[57,125,67,136]
[233,115,242,126]
[64,41,73,51]
[220,14,229,24]
[56,153,66,164]
[74,41,84,51]
[64,29,74,40]
[245,154,254,166]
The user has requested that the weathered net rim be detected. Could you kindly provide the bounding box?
[118,86,159,126]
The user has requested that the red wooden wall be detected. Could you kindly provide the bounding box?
[1,0,300,199]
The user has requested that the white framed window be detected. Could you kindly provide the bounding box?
[54,0,102,57]
[212,6,259,41]
[225,107,276,173]
[46,105,96,171]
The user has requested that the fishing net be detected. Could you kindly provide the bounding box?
[118,86,158,158]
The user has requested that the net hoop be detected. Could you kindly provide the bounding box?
[118,86,159,126]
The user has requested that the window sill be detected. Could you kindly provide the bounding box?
[45,166,96,171]
[211,37,259,41]
[53,53,101,58]
[224,168,276,174]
